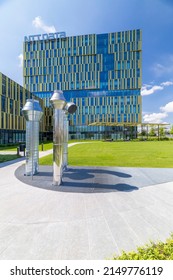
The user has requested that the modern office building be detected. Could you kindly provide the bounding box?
[0,72,44,144]
[23,29,142,139]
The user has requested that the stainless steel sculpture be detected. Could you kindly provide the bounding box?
[63,110,68,171]
[50,90,77,186]
[22,99,43,176]
[50,90,66,185]
[63,102,77,171]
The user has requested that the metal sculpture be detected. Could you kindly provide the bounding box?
[50,90,77,185]
[22,99,43,176]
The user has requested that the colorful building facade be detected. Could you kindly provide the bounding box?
[0,72,44,144]
[23,29,142,139]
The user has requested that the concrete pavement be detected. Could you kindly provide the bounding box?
[0,146,173,259]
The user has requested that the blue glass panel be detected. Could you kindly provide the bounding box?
[136,51,140,60]
[82,116,85,124]
[97,33,108,54]
[137,68,140,77]
[103,54,114,71]
[62,89,140,100]
[137,29,141,41]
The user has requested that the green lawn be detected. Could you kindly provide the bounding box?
[0,154,21,163]
[39,141,173,168]
[39,142,53,151]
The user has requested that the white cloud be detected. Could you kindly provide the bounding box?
[143,112,168,123]
[152,55,173,77]
[18,53,23,68]
[144,99,173,124]
[141,80,173,96]
[161,81,173,86]
[141,85,163,96]
[160,101,173,113]
[152,63,166,77]
[32,16,56,33]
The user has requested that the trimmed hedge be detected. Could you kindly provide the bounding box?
[113,235,173,260]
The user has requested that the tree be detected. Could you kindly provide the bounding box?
[140,129,147,136]
[159,127,165,137]
[170,125,173,136]
[149,126,156,137]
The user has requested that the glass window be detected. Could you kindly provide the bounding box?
[137,68,140,77]
[127,42,130,51]
[127,78,130,88]
[30,52,34,59]
[137,51,140,60]
[1,96,6,112]
[118,62,121,70]
[68,48,71,56]
[33,42,36,51]
[118,32,121,43]
[82,98,85,106]
[137,29,140,41]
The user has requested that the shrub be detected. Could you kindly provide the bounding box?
[113,234,173,260]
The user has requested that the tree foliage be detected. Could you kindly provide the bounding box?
[170,125,173,135]
[149,126,156,136]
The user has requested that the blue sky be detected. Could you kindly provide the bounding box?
[0,0,173,124]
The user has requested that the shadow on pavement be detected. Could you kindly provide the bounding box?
[15,165,138,193]
[65,167,132,180]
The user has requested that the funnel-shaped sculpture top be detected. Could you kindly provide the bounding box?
[22,99,43,121]
[65,102,77,114]
[50,90,66,109]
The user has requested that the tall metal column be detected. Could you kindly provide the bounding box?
[50,90,66,186]
[22,99,43,176]
[63,102,77,171]
[50,91,77,185]
[63,111,69,171]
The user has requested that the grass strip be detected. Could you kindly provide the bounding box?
[0,154,21,163]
